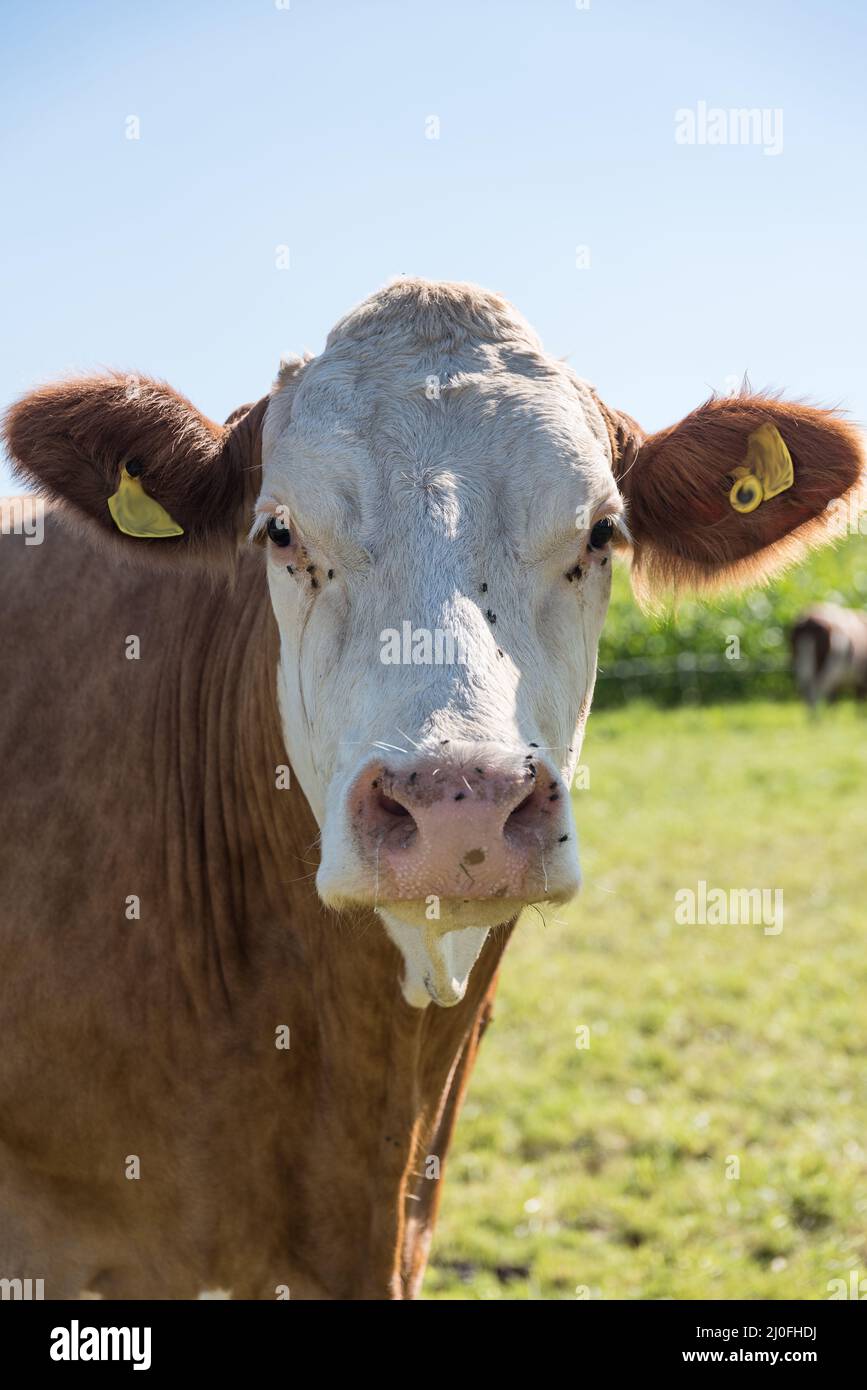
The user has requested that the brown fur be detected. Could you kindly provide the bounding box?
[3,375,271,575]
[0,372,510,1298]
[0,513,508,1298]
[596,391,865,600]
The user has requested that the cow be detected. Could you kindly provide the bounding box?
[0,278,863,1299]
[791,602,867,710]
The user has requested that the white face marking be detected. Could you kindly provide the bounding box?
[258,281,622,1005]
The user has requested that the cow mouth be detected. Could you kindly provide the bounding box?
[376,896,526,932]
[376,907,513,1009]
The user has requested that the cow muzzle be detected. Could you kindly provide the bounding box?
[351,755,575,902]
[317,749,581,1006]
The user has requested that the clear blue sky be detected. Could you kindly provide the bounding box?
[2,0,865,492]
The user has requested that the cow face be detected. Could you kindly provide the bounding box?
[257,284,621,1004]
[6,278,864,1007]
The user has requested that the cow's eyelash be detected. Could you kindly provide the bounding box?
[250,503,292,544]
[250,508,275,542]
[590,512,630,546]
[589,516,616,549]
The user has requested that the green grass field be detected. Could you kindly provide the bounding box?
[426,700,867,1300]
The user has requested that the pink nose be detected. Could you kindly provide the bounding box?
[348,755,573,902]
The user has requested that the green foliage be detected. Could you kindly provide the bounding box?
[596,535,867,707]
[426,702,867,1300]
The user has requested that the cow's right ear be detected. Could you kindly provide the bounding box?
[3,373,270,570]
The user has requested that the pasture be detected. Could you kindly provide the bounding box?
[427,699,867,1299]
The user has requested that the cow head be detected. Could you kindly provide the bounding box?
[6,279,864,1006]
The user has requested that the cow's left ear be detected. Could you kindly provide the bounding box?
[598,393,865,597]
[4,373,270,571]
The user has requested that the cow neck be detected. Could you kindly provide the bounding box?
[162,559,512,1297]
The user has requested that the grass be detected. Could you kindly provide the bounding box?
[425,699,867,1300]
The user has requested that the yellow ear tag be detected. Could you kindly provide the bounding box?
[729,423,794,514]
[107,467,184,539]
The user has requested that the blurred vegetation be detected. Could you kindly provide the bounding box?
[595,534,867,707]
[426,701,867,1300]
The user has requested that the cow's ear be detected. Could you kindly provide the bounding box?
[599,392,865,598]
[3,373,270,570]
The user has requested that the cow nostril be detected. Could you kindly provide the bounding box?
[371,787,420,849]
[506,791,536,824]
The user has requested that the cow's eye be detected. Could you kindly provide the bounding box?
[267,516,292,547]
[589,516,615,549]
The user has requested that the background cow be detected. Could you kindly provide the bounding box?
[1,278,863,1298]
[791,602,867,710]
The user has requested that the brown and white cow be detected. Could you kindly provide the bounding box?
[0,279,862,1299]
[791,602,867,709]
